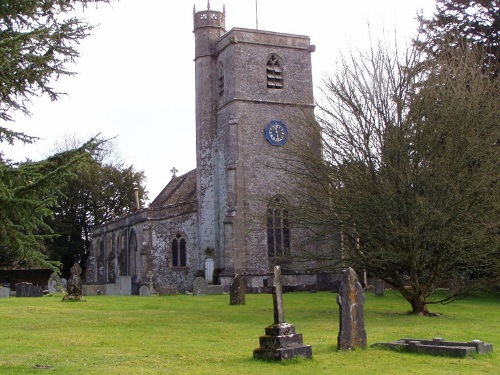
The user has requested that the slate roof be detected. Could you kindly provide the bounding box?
[149,169,197,209]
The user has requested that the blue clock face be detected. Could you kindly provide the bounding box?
[264,120,288,146]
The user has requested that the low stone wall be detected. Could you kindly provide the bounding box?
[84,276,132,296]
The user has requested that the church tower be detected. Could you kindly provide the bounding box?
[194,3,321,290]
[193,4,226,255]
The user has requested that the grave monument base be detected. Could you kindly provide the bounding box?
[253,323,312,361]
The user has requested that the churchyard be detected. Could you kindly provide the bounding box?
[0,289,498,374]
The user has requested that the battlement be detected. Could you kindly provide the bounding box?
[193,4,225,31]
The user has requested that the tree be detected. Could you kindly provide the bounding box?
[0,0,110,269]
[45,137,147,277]
[417,0,500,75]
[288,41,500,315]
[0,0,110,141]
[0,139,102,270]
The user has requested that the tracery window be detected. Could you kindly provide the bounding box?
[267,196,290,257]
[266,54,283,89]
[172,233,187,267]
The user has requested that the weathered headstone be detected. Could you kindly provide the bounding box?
[337,267,367,350]
[192,277,224,295]
[147,271,156,294]
[62,263,84,301]
[47,272,64,294]
[139,285,151,296]
[372,337,493,358]
[374,278,385,296]
[229,274,246,305]
[253,266,312,361]
[15,282,43,297]
[0,286,10,298]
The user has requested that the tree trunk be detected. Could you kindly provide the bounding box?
[399,288,431,315]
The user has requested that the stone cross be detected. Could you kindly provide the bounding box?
[337,267,367,350]
[264,266,285,324]
[170,167,178,177]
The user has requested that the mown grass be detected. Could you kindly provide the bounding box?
[0,290,498,374]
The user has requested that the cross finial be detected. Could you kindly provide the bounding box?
[171,167,178,178]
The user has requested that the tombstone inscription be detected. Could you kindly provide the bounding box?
[253,266,312,361]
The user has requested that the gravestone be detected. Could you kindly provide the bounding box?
[253,266,312,361]
[337,267,367,350]
[373,337,493,358]
[147,271,156,294]
[192,277,224,295]
[229,274,246,305]
[139,285,151,296]
[374,278,385,296]
[0,286,10,298]
[47,272,64,294]
[15,282,43,297]
[62,263,84,301]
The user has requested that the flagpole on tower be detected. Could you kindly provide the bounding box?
[255,0,259,30]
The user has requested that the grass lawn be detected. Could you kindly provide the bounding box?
[0,290,498,374]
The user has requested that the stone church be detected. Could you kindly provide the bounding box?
[85,4,336,295]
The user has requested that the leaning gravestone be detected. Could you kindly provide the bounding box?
[253,266,312,361]
[16,282,43,297]
[47,272,64,294]
[337,267,367,350]
[62,263,84,301]
[229,274,246,305]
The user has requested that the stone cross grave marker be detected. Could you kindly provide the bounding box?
[253,265,312,361]
[264,266,285,323]
[337,267,367,350]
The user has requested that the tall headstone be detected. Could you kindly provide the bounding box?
[374,278,385,296]
[229,274,246,305]
[62,263,84,301]
[337,267,367,350]
[253,266,312,361]
[47,272,64,294]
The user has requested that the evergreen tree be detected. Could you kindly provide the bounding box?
[417,0,500,75]
[0,0,110,269]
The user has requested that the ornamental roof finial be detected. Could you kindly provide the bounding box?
[193,4,196,14]
[207,0,211,10]
[223,4,226,14]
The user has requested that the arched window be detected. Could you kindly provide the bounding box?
[267,196,290,257]
[217,62,224,97]
[266,54,283,89]
[172,233,187,267]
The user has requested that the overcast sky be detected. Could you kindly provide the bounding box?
[4,0,437,202]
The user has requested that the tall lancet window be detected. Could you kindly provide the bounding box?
[171,233,187,267]
[266,54,283,89]
[267,196,291,257]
